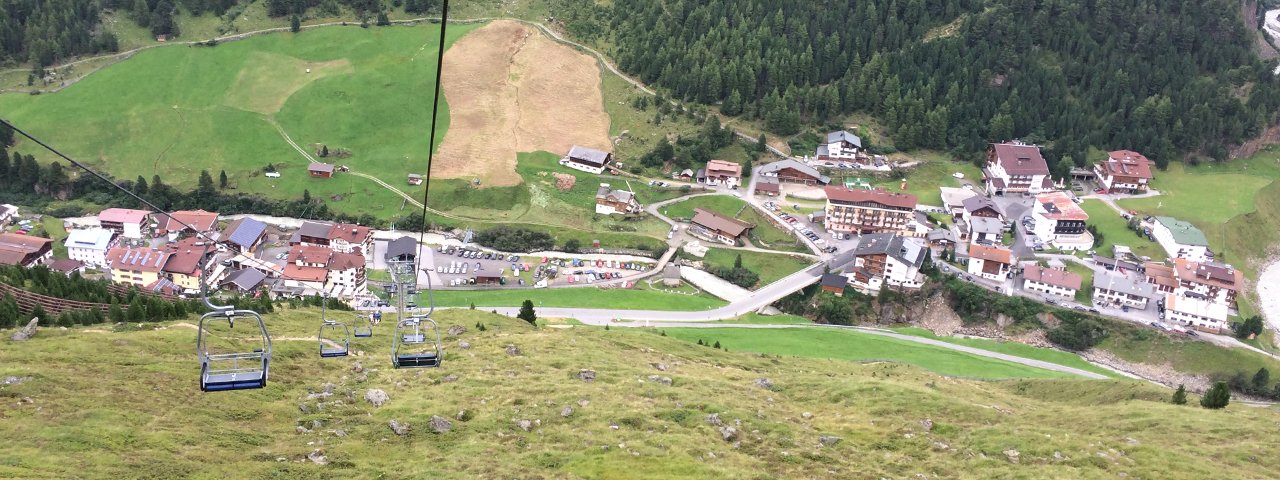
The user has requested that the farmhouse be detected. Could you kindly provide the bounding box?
[106,246,171,288]
[1165,293,1229,333]
[754,177,781,196]
[64,228,117,268]
[595,184,642,215]
[703,160,743,187]
[689,208,753,245]
[1031,192,1091,251]
[815,130,863,162]
[308,163,336,178]
[0,233,53,267]
[1093,271,1155,309]
[757,159,830,185]
[820,273,848,297]
[221,217,269,255]
[385,236,418,263]
[1021,264,1082,298]
[847,233,927,294]
[823,187,918,235]
[163,238,212,293]
[156,210,219,241]
[0,204,16,226]
[939,187,979,218]
[1173,258,1242,307]
[1094,150,1154,194]
[97,208,151,239]
[967,244,1013,281]
[560,145,613,174]
[984,142,1052,195]
[1150,217,1210,262]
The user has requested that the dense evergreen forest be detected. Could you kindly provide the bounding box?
[566,0,1280,166]
[0,0,119,67]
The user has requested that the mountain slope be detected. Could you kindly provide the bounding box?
[0,308,1276,478]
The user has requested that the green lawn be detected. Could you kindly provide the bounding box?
[698,247,812,289]
[660,195,748,220]
[426,283,726,311]
[855,152,983,206]
[1063,262,1095,304]
[663,195,806,252]
[891,327,1120,378]
[1100,324,1280,379]
[0,24,479,221]
[1080,199,1164,259]
[706,313,815,325]
[661,327,1075,379]
[1117,162,1273,225]
[40,217,69,259]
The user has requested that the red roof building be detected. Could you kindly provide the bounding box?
[1094,150,1154,193]
[823,187,918,235]
[984,143,1052,195]
[0,233,54,267]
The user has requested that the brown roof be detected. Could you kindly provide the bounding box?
[98,208,151,224]
[756,178,780,193]
[48,259,84,273]
[1174,258,1241,291]
[705,160,742,178]
[969,244,1012,264]
[1144,262,1179,290]
[1035,192,1088,221]
[289,245,333,265]
[1100,150,1154,180]
[990,143,1049,176]
[1023,265,1082,290]
[107,246,170,273]
[824,187,918,209]
[159,210,218,233]
[162,238,208,275]
[309,163,336,173]
[284,263,327,282]
[691,208,752,237]
[329,252,365,271]
[327,223,372,245]
[0,233,53,255]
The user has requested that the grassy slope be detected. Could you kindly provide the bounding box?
[661,195,748,220]
[891,327,1119,378]
[427,283,726,311]
[2,308,1276,478]
[662,195,804,251]
[698,247,812,289]
[1080,199,1163,260]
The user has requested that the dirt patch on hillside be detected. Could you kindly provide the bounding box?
[434,20,611,187]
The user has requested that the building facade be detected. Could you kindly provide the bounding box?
[1094,150,1154,193]
[97,208,151,239]
[984,142,1052,195]
[1092,271,1154,309]
[1031,192,1091,251]
[595,184,642,215]
[106,246,170,287]
[1150,217,1210,262]
[1021,265,1081,298]
[689,208,752,245]
[967,244,1013,280]
[64,228,117,268]
[560,146,613,174]
[824,187,918,235]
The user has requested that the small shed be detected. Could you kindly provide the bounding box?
[407,173,423,185]
[308,163,335,178]
[820,273,847,297]
[662,264,682,287]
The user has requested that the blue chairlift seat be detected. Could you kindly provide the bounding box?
[354,326,373,338]
[394,352,440,368]
[198,311,271,392]
[319,321,351,358]
[392,317,441,369]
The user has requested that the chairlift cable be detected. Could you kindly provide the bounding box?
[411,0,451,318]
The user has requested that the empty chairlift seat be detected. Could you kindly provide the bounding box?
[319,320,351,358]
[392,317,442,368]
[198,310,272,392]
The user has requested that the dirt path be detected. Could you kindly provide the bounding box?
[1257,258,1280,348]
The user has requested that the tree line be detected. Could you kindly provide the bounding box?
[0,0,120,68]
[0,264,205,328]
[565,0,1280,166]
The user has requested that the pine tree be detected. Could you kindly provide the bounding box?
[135,175,148,196]
[290,15,301,33]
[756,134,767,153]
[219,170,228,189]
[1200,382,1231,409]
[1252,368,1270,393]
[109,301,124,323]
[197,170,216,196]
[733,254,743,269]
[517,299,537,326]
[1171,384,1187,405]
[376,11,391,26]
[713,340,721,349]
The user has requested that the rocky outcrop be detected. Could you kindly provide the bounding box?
[10,318,38,341]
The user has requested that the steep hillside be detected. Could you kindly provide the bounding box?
[1,308,1276,478]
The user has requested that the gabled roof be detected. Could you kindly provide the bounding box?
[1093,271,1154,297]
[820,273,848,288]
[64,228,115,251]
[296,221,333,239]
[967,216,1004,236]
[386,236,418,260]
[98,208,151,224]
[1023,265,1082,290]
[567,146,611,166]
[48,258,83,273]
[705,160,742,177]
[824,187,917,209]
[1174,258,1241,291]
[596,184,635,203]
[158,210,218,233]
[1144,262,1179,290]
[691,208,752,237]
[662,264,681,280]
[756,177,781,192]
[962,196,1004,216]
[826,130,862,147]
[853,233,927,267]
[927,228,957,243]
[222,268,267,291]
[939,187,979,208]
[1035,192,1088,221]
[222,217,268,249]
[327,223,371,246]
[329,252,365,271]
[162,238,208,275]
[308,163,336,173]
[107,246,170,273]
[0,204,16,217]
[1165,293,1228,321]
[990,143,1049,176]
[0,233,53,256]
[1154,217,1208,247]
[969,244,1012,264]
[757,160,830,184]
[1100,150,1154,179]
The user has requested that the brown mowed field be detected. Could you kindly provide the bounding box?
[434,20,612,187]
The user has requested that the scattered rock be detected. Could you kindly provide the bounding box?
[298,403,311,414]
[819,435,842,446]
[351,362,364,373]
[516,419,533,432]
[10,318,38,341]
[753,378,774,390]
[295,426,310,434]
[429,415,453,433]
[706,413,723,426]
[458,340,471,350]
[20,396,32,404]
[365,389,390,407]
[933,441,950,450]
[389,419,411,436]
[561,406,574,418]
[920,419,934,431]
[651,362,668,372]
[577,399,590,408]
[801,412,813,420]
[505,344,521,356]
[719,426,738,442]
[322,383,335,394]
[578,369,596,382]
[441,374,459,383]
[333,429,348,437]
[455,410,470,421]
[1053,451,1064,461]
[647,375,672,386]
[1125,437,1140,445]
[447,325,467,336]
[307,449,327,465]
[1004,449,1020,464]
[311,420,324,430]
[2,375,30,386]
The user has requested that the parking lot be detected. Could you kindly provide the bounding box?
[430,245,654,288]
[760,201,838,253]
